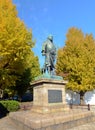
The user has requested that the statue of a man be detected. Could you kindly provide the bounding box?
[41,35,56,74]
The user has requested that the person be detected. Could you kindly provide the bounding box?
[41,35,56,74]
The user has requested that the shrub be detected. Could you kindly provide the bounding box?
[0,100,20,112]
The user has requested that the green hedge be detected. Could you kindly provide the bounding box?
[0,100,20,112]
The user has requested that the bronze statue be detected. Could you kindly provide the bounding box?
[41,35,56,74]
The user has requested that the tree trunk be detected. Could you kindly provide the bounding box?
[0,89,3,99]
[80,91,85,105]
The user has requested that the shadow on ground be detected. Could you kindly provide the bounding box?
[0,103,9,119]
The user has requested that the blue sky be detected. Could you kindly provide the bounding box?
[13,0,95,67]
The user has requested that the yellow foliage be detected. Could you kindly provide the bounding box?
[56,27,95,93]
[0,0,40,90]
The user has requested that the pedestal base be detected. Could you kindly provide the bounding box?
[30,78,69,113]
[9,110,95,130]
[31,104,69,114]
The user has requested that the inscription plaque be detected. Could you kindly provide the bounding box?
[48,90,62,103]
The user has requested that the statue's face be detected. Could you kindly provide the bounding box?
[49,39,53,42]
[48,35,53,41]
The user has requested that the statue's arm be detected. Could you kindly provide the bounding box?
[41,42,46,55]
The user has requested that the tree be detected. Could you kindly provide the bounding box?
[56,27,95,104]
[14,51,41,97]
[0,0,40,96]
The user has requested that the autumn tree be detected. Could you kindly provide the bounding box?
[14,51,40,97]
[56,27,95,104]
[0,0,40,97]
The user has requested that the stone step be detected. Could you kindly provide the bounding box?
[9,110,95,130]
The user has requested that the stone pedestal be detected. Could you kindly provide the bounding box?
[9,78,95,130]
[30,78,69,113]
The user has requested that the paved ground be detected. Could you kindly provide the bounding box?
[0,115,95,130]
[68,122,95,130]
[0,116,17,130]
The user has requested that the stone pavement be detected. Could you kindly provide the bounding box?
[0,113,95,130]
[69,111,95,130]
[0,116,17,130]
[68,122,95,130]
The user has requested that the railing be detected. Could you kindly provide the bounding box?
[19,102,95,112]
[69,104,91,111]
[19,102,33,110]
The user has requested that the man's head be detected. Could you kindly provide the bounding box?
[47,35,53,42]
